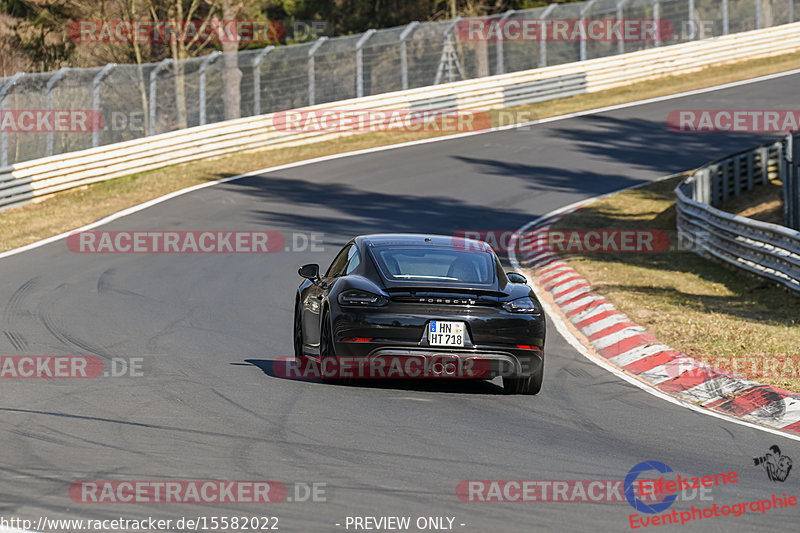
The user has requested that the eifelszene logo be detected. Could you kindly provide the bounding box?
[625,461,677,514]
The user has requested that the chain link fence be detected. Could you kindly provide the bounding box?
[1,0,798,166]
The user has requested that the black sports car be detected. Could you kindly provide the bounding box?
[293,234,545,394]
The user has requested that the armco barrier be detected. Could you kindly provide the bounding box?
[676,134,800,294]
[2,22,800,211]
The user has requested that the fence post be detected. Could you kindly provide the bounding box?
[540,4,558,66]
[579,0,599,61]
[199,52,221,126]
[252,46,275,116]
[356,29,376,98]
[688,0,695,40]
[45,67,69,156]
[149,58,172,136]
[307,37,329,106]
[723,0,729,35]
[0,72,24,167]
[495,11,514,75]
[399,22,419,90]
[653,0,661,46]
[91,63,115,148]
[616,0,631,55]
[755,0,761,29]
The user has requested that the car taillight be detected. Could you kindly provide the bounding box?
[338,290,387,307]
[502,296,540,314]
[517,345,541,351]
[342,337,373,343]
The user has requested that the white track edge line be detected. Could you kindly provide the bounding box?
[507,183,800,443]
[3,67,800,261]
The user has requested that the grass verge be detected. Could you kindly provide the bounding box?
[718,180,784,225]
[549,176,800,392]
[3,50,800,253]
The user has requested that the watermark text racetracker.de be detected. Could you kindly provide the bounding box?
[69,480,326,504]
[667,110,800,132]
[276,354,529,380]
[456,479,714,503]
[67,231,324,254]
[455,18,673,42]
[0,356,145,379]
[0,110,103,132]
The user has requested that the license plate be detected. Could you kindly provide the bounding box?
[428,321,465,347]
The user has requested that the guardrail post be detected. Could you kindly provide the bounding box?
[702,168,712,204]
[579,0,599,61]
[731,156,744,196]
[399,22,419,90]
[785,133,800,230]
[198,52,221,126]
[723,0,729,35]
[356,29,376,98]
[758,146,769,184]
[45,67,69,156]
[495,11,514,75]
[540,4,558,66]
[149,58,172,136]
[252,46,275,116]
[616,0,631,55]
[783,134,791,226]
[0,72,24,167]
[709,164,721,204]
[307,37,329,106]
[92,63,115,148]
[688,0,695,40]
[794,136,800,230]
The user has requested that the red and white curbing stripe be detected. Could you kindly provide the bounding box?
[516,216,800,437]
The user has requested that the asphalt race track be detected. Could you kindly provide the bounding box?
[1,74,799,532]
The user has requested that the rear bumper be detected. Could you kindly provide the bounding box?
[328,305,545,378]
[367,348,542,379]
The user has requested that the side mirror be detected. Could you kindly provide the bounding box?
[507,272,528,284]
[299,264,320,280]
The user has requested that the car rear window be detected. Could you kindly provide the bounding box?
[373,247,494,284]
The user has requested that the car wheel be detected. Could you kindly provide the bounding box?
[320,308,348,385]
[504,359,543,395]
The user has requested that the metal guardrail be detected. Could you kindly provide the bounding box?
[0,0,798,166]
[676,133,800,294]
[2,22,800,213]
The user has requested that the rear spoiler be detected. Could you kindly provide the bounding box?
[384,286,509,298]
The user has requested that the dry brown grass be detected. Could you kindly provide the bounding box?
[550,176,800,392]
[3,50,800,253]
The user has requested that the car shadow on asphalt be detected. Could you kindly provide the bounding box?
[241,358,507,395]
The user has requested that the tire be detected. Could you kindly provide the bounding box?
[319,308,348,385]
[504,359,543,395]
